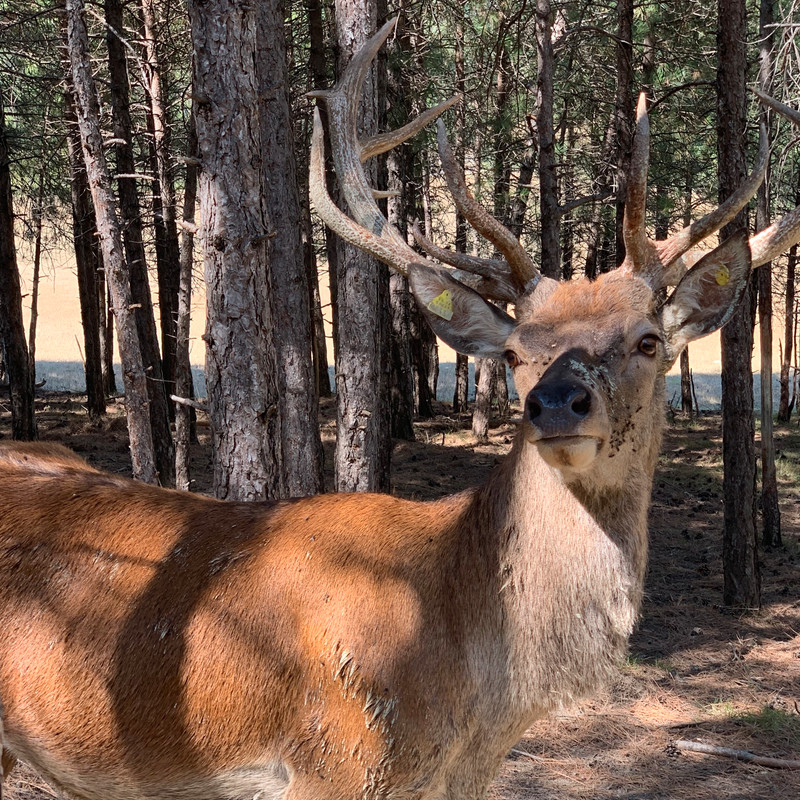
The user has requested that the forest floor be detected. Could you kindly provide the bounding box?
[1,393,799,800]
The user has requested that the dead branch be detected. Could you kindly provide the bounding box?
[170,394,207,412]
[674,739,800,769]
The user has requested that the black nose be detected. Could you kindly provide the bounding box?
[527,382,592,424]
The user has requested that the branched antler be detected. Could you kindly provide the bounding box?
[308,18,539,304]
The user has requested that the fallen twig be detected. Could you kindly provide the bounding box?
[674,739,800,769]
[510,748,546,762]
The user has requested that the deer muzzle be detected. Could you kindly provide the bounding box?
[524,358,608,471]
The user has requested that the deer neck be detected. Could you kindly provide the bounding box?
[466,412,661,718]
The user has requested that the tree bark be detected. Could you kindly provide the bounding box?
[331,0,392,492]
[385,17,416,442]
[717,0,760,607]
[757,0,780,548]
[614,0,635,267]
[175,107,198,491]
[472,358,494,440]
[536,0,559,278]
[778,240,796,422]
[66,0,156,482]
[104,0,174,486]
[141,0,181,406]
[0,87,36,440]
[189,0,283,500]
[259,0,324,496]
[65,87,106,419]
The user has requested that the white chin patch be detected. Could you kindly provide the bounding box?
[535,437,600,472]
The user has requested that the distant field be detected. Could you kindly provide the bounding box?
[32,361,787,412]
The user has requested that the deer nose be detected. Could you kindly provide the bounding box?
[526,382,592,434]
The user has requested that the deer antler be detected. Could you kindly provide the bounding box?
[434,121,541,293]
[308,18,540,303]
[622,92,769,287]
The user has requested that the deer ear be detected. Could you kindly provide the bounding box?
[408,263,516,357]
[661,231,752,354]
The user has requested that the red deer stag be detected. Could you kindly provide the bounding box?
[2,20,800,800]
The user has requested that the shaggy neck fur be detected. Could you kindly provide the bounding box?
[465,376,666,727]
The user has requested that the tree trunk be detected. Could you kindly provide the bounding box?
[189,0,282,500]
[101,279,117,396]
[66,0,156,482]
[757,0,780,548]
[536,0,559,278]
[259,0,324,497]
[175,107,198,491]
[331,0,391,493]
[680,349,693,416]
[65,87,106,419]
[472,357,494,440]
[680,167,694,415]
[410,303,435,419]
[614,0,634,267]
[385,15,416,441]
[717,0,760,608]
[141,0,182,406]
[104,0,174,486]
[778,240,796,422]
[0,88,36,441]
[27,169,45,384]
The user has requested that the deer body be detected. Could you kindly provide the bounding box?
[0,285,655,799]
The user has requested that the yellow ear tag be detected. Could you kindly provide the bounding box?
[427,289,454,321]
[714,265,730,286]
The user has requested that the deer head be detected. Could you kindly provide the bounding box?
[310,19,800,489]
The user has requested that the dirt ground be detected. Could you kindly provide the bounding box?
[1,393,799,800]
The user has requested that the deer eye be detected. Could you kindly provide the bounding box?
[637,335,659,357]
[504,350,522,369]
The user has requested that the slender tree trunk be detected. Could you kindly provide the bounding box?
[66,0,156,482]
[385,16,416,441]
[302,196,332,398]
[141,0,181,406]
[27,169,45,383]
[536,0,559,278]
[65,88,106,418]
[757,0,780,547]
[680,167,694,414]
[472,358,494,440]
[778,240,797,421]
[189,0,283,500]
[614,0,634,266]
[101,279,117,395]
[259,0,324,496]
[104,0,174,486]
[452,37,470,417]
[331,0,391,492]
[174,108,198,491]
[0,88,36,440]
[304,0,333,399]
[717,0,760,607]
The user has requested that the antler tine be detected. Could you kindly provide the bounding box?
[621,94,654,275]
[655,122,769,269]
[309,109,421,274]
[435,120,540,293]
[410,222,517,302]
[307,19,425,276]
[750,206,800,268]
[362,97,460,162]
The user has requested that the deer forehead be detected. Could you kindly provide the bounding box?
[510,273,659,355]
